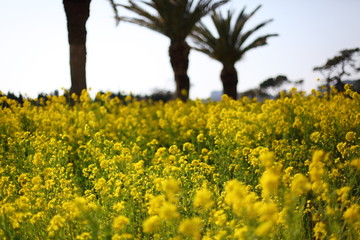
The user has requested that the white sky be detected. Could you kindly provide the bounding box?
[1,0,359,99]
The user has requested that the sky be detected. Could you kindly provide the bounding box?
[1,0,360,99]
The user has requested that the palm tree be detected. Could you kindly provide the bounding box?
[63,0,92,96]
[116,0,228,101]
[191,5,278,99]
[63,0,121,96]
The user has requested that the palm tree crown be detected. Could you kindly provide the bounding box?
[192,5,278,65]
[118,0,228,41]
[116,0,228,100]
[191,5,278,99]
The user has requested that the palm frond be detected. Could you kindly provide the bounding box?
[116,1,166,34]
[192,22,218,58]
[242,34,279,53]
[116,0,228,41]
[120,16,163,34]
[236,19,274,49]
[230,6,259,46]
[191,5,278,65]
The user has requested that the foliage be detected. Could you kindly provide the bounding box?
[113,0,228,101]
[240,75,303,100]
[260,75,290,89]
[116,0,228,41]
[191,5,278,99]
[0,89,173,107]
[314,48,360,93]
[191,6,278,66]
[0,87,359,239]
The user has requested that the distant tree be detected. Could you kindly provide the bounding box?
[239,75,303,100]
[114,0,228,101]
[260,75,289,89]
[259,75,303,97]
[191,6,278,99]
[145,89,173,102]
[313,48,360,93]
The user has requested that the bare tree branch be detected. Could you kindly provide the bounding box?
[108,0,120,25]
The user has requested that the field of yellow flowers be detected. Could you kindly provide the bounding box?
[0,87,359,240]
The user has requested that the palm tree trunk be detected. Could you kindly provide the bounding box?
[169,40,190,101]
[63,0,91,96]
[221,65,238,99]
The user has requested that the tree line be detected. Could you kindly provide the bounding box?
[63,0,278,100]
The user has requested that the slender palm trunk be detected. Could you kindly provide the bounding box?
[221,65,238,99]
[63,0,91,96]
[169,40,190,101]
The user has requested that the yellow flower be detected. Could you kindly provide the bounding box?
[259,152,274,168]
[15,196,30,210]
[197,133,205,142]
[31,175,43,185]
[30,211,45,225]
[242,147,251,156]
[350,158,360,170]
[234,226,248,240]
[212,210,227,226]
[180,89,188,97]
[94,177,108,193]
[183,142,194,152]
[329,234,339,240]
[113,216,130,231]
[336,142,347,157]
[112,233,133,240]
[32,152,44,166]
[224,180,248,213]
[214,230,227,240]
[45,179,56,190]
[290,173,311,197]
[76,232,92,240]
[178,217,202,240]
[47,214,66,237]
[147,195,166,215]
[17,173,29,186]
[161,178,180,197]
[309,151,326,182]
[257,201,279,223]
[255,221,273,237]
[313,221,327,240]
[143,215,162,233]
[336,186,350,203]
[113,142,122,151]
[343,204,360,225]
[260,167,280,198]
[168,145,180,155]
[310,132,321,143]
[345,131,357,142]
[292,117,302,128]
[133,160,144,170]
[159,202,179,220]
[112,201,126,213]
[193,188,214,211]
[282,167,293,185]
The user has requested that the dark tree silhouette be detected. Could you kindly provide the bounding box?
[191,6,278,99]
[115,0,228,101]
[63,0,91,96]
[314,48,360,93]
[239,75,303,100]
[260,75,289,89]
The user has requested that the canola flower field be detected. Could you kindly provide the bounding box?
[0,87,359,240]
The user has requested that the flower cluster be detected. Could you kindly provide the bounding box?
[0,87,359,239]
